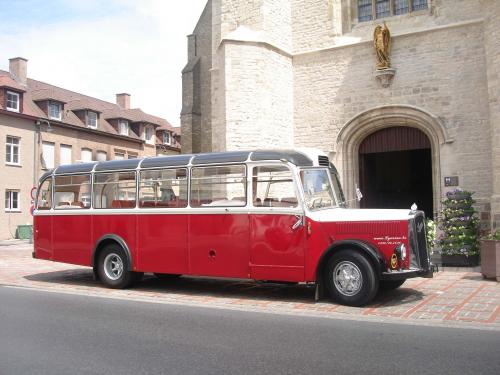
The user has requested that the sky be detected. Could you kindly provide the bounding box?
[0,0,209,127]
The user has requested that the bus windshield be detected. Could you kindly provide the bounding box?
[300,168,339,210]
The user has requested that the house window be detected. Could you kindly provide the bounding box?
[60,144,72,165]
[144,126,154,145]
[114,152,125,160]
[6,91,20,112]
[87,111,98,129]
[96,151,107,162]
[357,0,427,21]
[6,136,20,165]
[119,120,129,136]
[49,101,62,120]
[128,152,138,159]
[163,131,171,145]
[81,148,92,162]
[5,190,20,211]
[42,142,55,169]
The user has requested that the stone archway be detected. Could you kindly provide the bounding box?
[335,105,453,217]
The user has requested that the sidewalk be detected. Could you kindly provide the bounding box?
[1,242,499,330]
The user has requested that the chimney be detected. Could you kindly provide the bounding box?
[9,57,28,85]
[116,93,131,109]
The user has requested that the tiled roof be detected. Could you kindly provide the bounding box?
[0,69,179,147]
[0,75,26,92]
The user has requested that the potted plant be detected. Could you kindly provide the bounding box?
[480,230,500,281]
[437,188,480,266]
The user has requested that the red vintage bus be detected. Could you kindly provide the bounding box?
[33,149,432,306]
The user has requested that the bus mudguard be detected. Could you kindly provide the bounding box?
[92,234,133,271]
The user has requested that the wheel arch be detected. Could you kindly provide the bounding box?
[92,234,133,272]
[315,240,385,285]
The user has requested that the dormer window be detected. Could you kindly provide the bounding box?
[6,91,20,112]
[49,101,62,120]
[87,111,98,129]
[144,125,154,145]
[163,130,171,145]
[119,120,129,136]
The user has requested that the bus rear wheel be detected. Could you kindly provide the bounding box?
[324,251,378,307]
[97,244,142,289]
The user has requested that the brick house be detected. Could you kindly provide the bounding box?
[0,57,180,239]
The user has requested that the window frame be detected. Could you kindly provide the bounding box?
[96,150,107,162]
[163,131,171,145]
[139,167,188,208]
[60,144,72,165]
[6,90,20,112]
[119,120,129,136]
[36,177,53,210]
[357,0,428,22]
[42,141,55,169]
[250,164,300,209]
[144,125,154,145]
[49,101,62,121]
[5,189,20,212]
[93,171,137,209]
[190,164,248,208]
[80,148,93,163]
[6,135,21,166]
[53,173,92,210]
[87,111,98,129]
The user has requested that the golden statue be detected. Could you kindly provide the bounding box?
[373,22,391,69]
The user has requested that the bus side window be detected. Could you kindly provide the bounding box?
[54,174,91,209]
[37,178,52,210]
[139,168,188,208]
[252,166,297,208]
[94,171,136,209]
[190,165,246,207]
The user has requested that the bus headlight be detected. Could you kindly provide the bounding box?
[394,243,407,261]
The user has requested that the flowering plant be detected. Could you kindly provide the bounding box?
[481,230,500,241]
[438,189,479,256]
[425,219,436,255]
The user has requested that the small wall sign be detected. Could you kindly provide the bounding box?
[444,176,459,187]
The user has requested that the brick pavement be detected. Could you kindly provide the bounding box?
[1,241,499,330]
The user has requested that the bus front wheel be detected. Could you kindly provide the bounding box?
[97,244,142,289]
[324,251,378,307]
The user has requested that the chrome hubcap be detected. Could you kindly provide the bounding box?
[333,261,363,296]
[104,253,124,281]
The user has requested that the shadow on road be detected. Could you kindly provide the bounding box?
[24,269,425,308]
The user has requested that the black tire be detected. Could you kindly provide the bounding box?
[97,244,143,289]
[154,273,181,281]
[379,279,405,291]
[324,250,379,307]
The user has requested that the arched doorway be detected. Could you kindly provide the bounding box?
[358,126,433,218]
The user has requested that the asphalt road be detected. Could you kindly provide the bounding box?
[0,286,499,375]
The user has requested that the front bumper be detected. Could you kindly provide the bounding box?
[381,265,434,280]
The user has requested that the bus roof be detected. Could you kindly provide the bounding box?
[45,149,316,177]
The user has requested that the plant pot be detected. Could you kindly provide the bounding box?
[480,240,500,281]
[441,254,479,267]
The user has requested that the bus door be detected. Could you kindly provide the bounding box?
[249,165,306,282]
[51,174,92,266]
[34,178,53,260]
[188,165,250,278]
